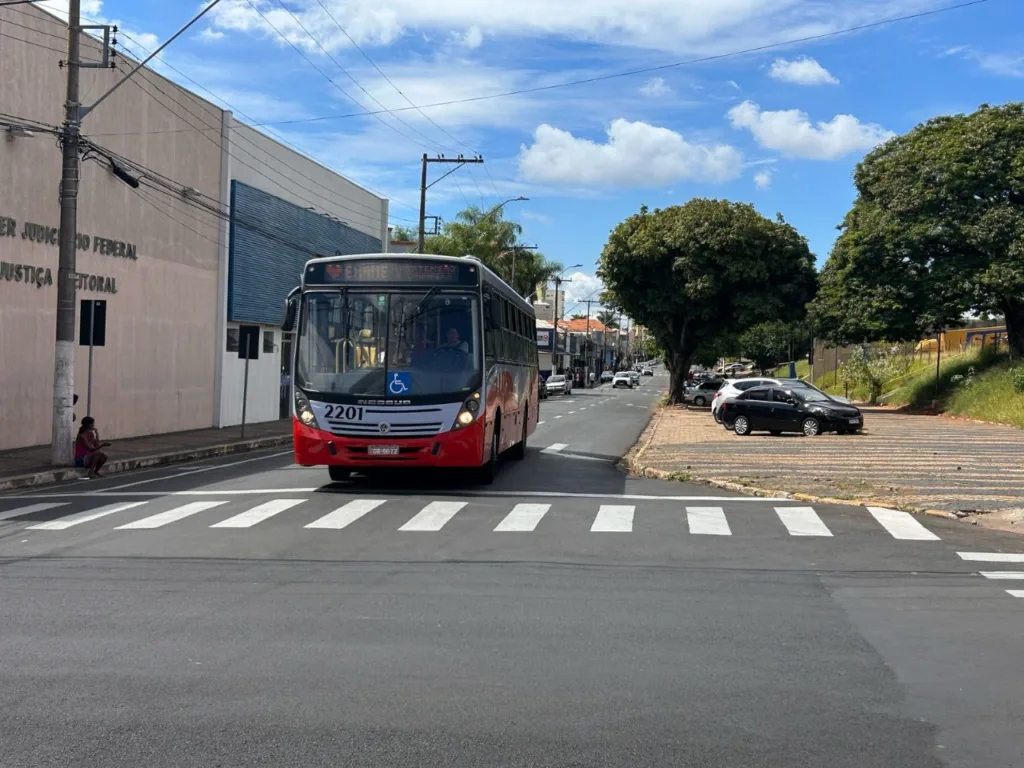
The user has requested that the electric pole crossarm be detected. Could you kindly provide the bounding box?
[425,162,469,190]
[417,153,484,254]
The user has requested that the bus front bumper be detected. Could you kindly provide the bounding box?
[292,417,486,468]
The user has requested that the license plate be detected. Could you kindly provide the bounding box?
[848,418,860,424]
[368,445,400,456]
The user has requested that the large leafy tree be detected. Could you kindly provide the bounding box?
[810,102,1024,357]
[598,200,817,403]
[424,206,562,298]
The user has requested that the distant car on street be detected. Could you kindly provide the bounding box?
[600,370,613,383]
[612,371,634,389]
[545,374,570,396]
[628,370,640,385]
[641,367,653,376]
[719,386,864,437]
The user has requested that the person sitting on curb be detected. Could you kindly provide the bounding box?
[75,416,110,479]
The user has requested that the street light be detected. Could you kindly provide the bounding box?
[480,196,529,224]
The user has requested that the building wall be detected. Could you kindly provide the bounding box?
[216,181,383,427]
[0,4,224,451]
[229,119,388,245]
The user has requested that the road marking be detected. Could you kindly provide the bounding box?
[554,415,563,419]
[542,443,568,454]
[866,507,940,540]
[687,506,731,535]
[304,499,386,529]
[212,498,306,528]
[115,501,227,529]
[979,571,1024,580]
[775,506,832,537]
[537,421,545,426]
[494,503,550,532]
[0,502,68,522]
[958,552,1024,562]
[1008,590,1024,598]
[6,490,796,501]
[568,410,577,414]
[97,451,293,492]
[399,501,467,531]
[591,504,634,532]
[26,502,148,530]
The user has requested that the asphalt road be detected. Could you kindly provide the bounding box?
[2,371,1023,767]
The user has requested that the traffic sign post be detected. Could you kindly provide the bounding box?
[238,325,260,439]
[78,299,107,418]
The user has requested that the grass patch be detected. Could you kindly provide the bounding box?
[773,359,810,379]
[944,362,1024,429]
[886,347,1001,407]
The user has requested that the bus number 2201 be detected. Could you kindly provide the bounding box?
[323,405,364,421]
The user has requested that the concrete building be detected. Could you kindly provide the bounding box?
[0,3,388,452]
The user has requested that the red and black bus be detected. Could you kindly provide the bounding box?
[281,253,540,483]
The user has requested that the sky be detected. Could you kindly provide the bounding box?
[26,0,1024,315]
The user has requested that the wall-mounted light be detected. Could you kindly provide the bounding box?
[5,126,35,141]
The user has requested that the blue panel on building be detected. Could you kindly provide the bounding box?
[228,181,382,325]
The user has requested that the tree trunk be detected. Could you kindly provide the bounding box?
[1003,299,1024,361]
[667,350,690,404]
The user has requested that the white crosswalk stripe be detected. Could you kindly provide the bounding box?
[27,502,148,530]
[591,505,634,532]
[495,503,550,532]
[687,506,731,536]
[1008,591,1024,598]
[212,499,305,528]
[866,507,940,541]
[4,498,949,541]
[775,506,832,537]
[399,501,466,531]
[979,572,1024,580]
[0,502,68,522]
[114,501,227,529]
[305,499,387,529]
[958,552,1024,562]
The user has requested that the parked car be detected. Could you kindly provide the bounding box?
[711,377,851,423]
[600,370,614,383]
[719,386,864,437]
[641,367,653,376]
[545,374,570,396]
[612,371,634,389]
[684,379,724,406]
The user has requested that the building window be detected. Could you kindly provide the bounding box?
[226,328,239,353]
[263,330,275,353]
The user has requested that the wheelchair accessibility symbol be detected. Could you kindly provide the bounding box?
[388,372,411,395]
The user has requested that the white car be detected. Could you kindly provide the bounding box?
[612,371,634,389]
[545,374,570,395]
[711,377,850,423]
[628,370,640,385]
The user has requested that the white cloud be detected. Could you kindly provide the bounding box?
[31,0,158,55]
[728,100,894,160]
[944,45,1024,78]
[461,25,484,49]
[199,27,226,42]
[518,119,743,187]
[521,210,553,223]
[205,0,958,55]
[753,169,772,190]
[640,77,670,97]
[564,273,605,305]
[727,80,740,90]
[768,56,839,86]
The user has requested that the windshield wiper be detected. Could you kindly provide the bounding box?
[401,287,440,329]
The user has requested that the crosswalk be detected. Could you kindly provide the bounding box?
[959,552,1024,600]
[0,496,953,541]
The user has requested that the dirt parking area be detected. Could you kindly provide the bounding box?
[632,405,1024,521]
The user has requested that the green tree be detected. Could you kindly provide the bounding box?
[810,102,1024,358]
[424,206,561,298]
[739,321,791,373]
[390,225,417,241]
[570,313,587,321]
[841,345,914,404]
[598,200,817,403]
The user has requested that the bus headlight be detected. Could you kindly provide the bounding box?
[453,391,482,429]
[295,391,316,426]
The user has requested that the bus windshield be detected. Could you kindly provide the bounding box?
[295,289,481,398]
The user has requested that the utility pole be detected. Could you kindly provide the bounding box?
[50,0,83,466]
[583,299,594,384]
[418,153,484,253]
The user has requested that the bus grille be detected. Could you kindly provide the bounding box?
[325,421,445,439]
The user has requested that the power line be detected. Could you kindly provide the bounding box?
[0,28,65,53]
[248,0,992,128]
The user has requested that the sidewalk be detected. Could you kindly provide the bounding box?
[0,420,293,491]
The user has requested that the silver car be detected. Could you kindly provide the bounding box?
[545,374,569,395]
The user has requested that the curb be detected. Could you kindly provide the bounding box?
[0,435,292,492]
[624,456,958,519]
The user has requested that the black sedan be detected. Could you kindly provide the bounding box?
[719,386,863,437]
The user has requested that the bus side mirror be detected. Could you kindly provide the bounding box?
[281,289,299,332]
[487,297,502,329]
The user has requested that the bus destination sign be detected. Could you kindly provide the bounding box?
[307,258,477,286]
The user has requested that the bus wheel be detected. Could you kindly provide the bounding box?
[509,409,528,461]
[328,465,349,482]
